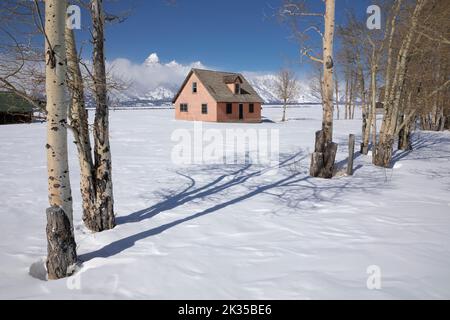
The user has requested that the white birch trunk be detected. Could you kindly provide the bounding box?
[45,0,73,225]
[335,77,340,120]
[44,0,77,280]
[370,62,377,153]
[344,75,349,120]
[65,26,97,222]
[282,99,287,122]
[360,63,371,155]
[310,0,337,178]
[322,0,335,142]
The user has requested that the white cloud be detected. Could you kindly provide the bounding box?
[144,53,160,66]
[107,53,208,97]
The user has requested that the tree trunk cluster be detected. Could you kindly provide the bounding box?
[65,0,115,232]
[44,0,116,280]
[374,0,428,168]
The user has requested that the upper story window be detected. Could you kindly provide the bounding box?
[235,83,241,94]
[180,103,188,112]
[192,82,198,93]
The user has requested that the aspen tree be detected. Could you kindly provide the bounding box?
[66,26,97,224]
[276,69,298,122]
[280,0,338,178]
[310,0,338,178]
[87,0,116,231]
[44,0,77,280]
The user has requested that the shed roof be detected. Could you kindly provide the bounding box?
[0,92,33,113]
[173,69,264,104]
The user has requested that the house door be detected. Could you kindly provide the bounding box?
[239,104,244,120]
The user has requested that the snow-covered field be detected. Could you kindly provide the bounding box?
[0,106,449,299]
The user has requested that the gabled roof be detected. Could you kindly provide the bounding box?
[223,75,243,84]
[0,92,33,113]
[173,69,264,104]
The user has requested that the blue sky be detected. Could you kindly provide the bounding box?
[87,0,371,72]
[87,0,374,74]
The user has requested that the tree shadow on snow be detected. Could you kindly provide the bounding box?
[79,150,388,262]
[391,131,450,165]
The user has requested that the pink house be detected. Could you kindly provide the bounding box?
[173,69,264,123]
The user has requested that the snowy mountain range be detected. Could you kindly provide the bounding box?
[107,53,319,107]
[245,73,318,104]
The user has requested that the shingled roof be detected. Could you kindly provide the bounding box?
[173,69,264,104]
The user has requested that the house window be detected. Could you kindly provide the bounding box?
[235,83,241,94]
[226,103,233,114]
[249,103,254,113]
[202,104,208,114]
[192,82,198,93]
[180,103,188,112]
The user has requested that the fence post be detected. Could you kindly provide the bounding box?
[347,134,355,176]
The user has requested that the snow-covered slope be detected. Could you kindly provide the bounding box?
[246,74,279,103]
[245,73,318,104]
[1,106,449,299]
